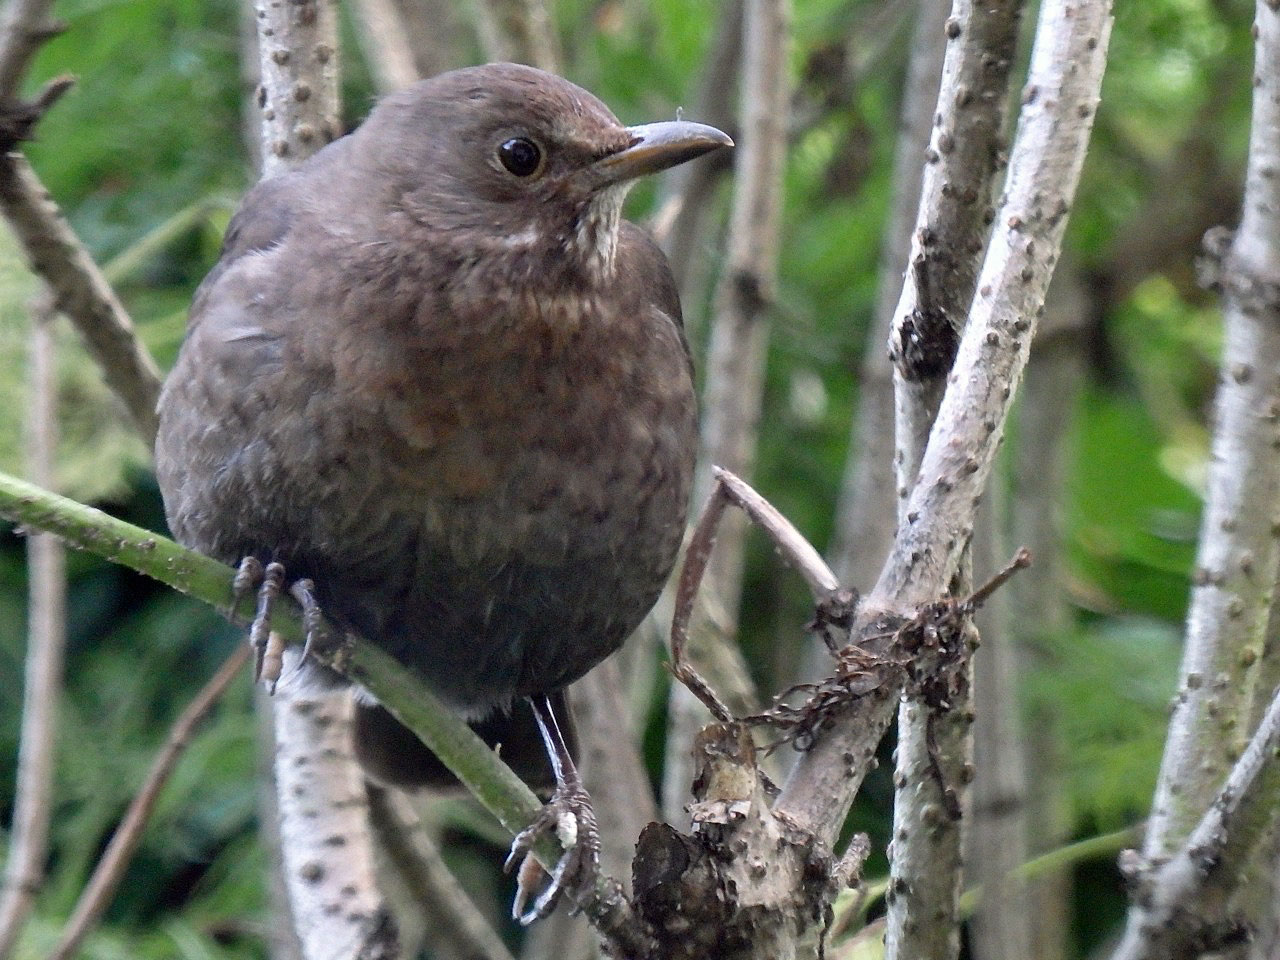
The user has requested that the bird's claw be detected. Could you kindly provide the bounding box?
[233,559,323,692]
[504,783,600,925]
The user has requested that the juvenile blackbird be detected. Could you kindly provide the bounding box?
[154,63,730,915]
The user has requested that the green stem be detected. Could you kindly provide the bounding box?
[0,469,545,840]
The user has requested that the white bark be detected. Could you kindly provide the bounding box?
[254,0,341,178]
[274,695,398,959]
[884,1,1025,955]
[778,0,1112,848]
[1117,2,1280,953]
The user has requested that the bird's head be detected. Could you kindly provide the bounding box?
[358,63,732,282]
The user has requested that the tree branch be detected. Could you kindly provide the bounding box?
[0,153,163,442]
[881,1,1026,954]
[254,0,341,178]
[664,0,790,823]
[0,472,653,958]
[365,788,517,960]
[0,299,64,960]
[1112,685,1280,960]
[776,0,1112,849]
[1118,1,1280,951]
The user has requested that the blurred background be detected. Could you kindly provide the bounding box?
[0,0,1253,956]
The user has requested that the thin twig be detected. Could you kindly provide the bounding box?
[669,482,735,723]
[48,645,251,960]
[366,788,516,960]
[0,0,59,98]
[0,299,64,960]
[713,466,838,598]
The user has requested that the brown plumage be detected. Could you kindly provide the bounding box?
[154,63,729,790]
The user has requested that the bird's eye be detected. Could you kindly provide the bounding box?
[498,137,544,177]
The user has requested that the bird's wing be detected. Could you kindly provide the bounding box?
[618,220,694,373]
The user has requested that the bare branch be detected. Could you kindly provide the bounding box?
[0,300,64,960]
[1112,685,1280,960]
[890,0,1024,500]
[48,646,252,960]
[0,154,164,442]
[777,0,1113,849]
[828,0,950,595]
[1139,8,1280,861]
[349,0,419,93]
[273,693,399,960]
[669,468,839,725]
[882,1,1026,954]
[0,473,655,957]
[713,466,838,599]
[665,0,790,824]
[1117,2,1280,951]
[255,0,341,178]
[366,788,516,960]
[0,0,59,99]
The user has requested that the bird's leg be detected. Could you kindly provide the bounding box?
[289,578,323,666]
[247,561,286,690]
[233,557,271,682]
[504,695,600,924]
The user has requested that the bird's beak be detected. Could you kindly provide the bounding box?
[591,121,733,186]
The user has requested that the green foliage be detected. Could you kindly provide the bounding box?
[0,0,1264,955]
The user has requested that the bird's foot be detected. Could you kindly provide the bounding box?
[232,558,323,692]
[503,695,599,924]
[504,777,601,924]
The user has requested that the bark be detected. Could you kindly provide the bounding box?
[662,0,789,822]
[1117,2,1280,952]
[827,0,950,596]
[274,694,398,960]
[254,0,341,178]
[1137,0,1280,870]
[0,302,63,960]
[883,1,1025,955]
[1112,686,1280,960]
[778,0,1112,850]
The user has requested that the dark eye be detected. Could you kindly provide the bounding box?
[498,137,543,177]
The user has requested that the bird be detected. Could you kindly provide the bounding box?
[153,62,731,920]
